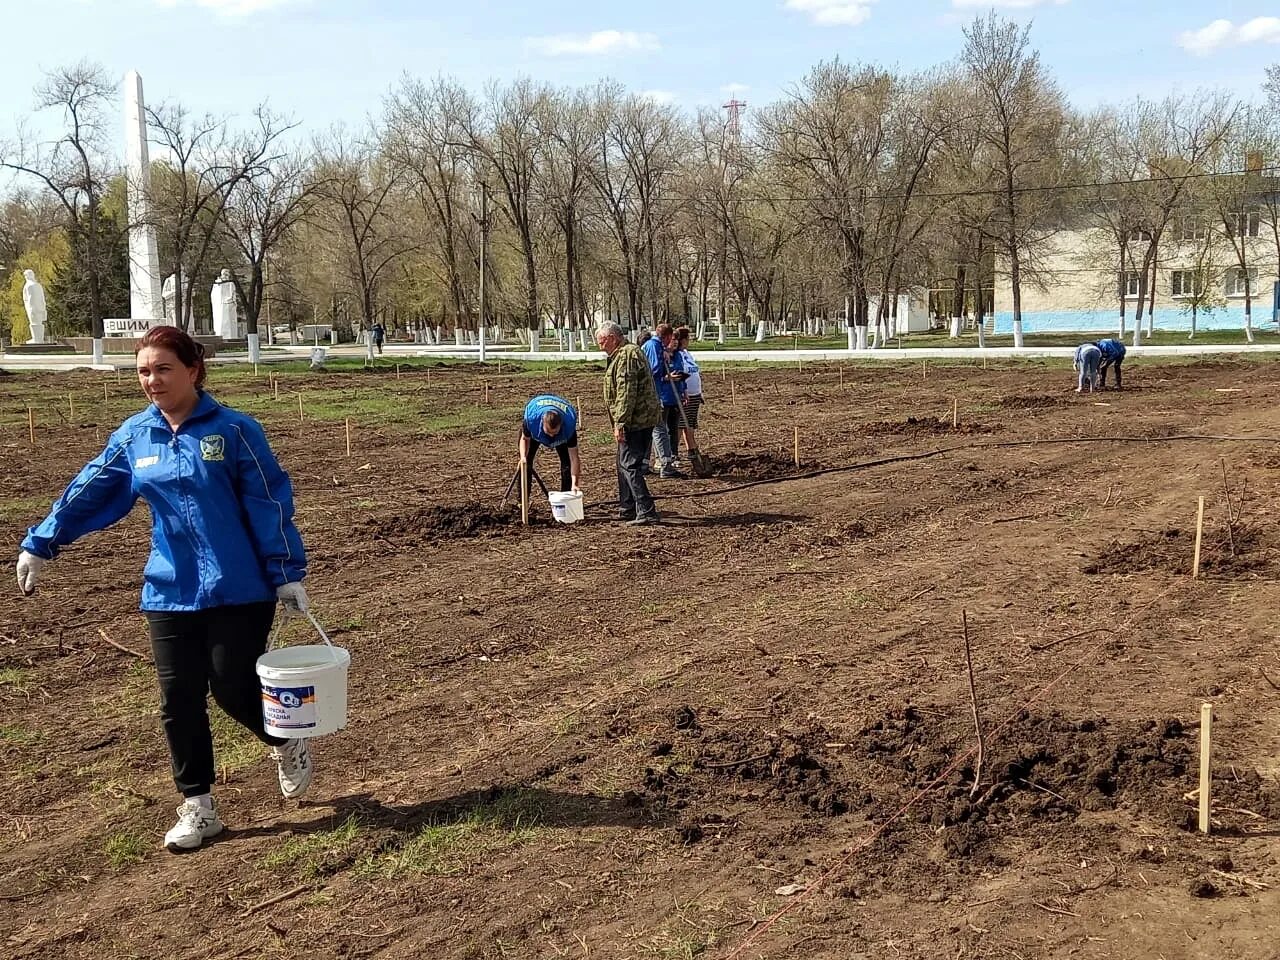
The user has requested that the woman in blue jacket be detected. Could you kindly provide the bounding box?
[15,326,313,852]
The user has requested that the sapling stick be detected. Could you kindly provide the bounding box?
[345,418,352,457]
[962,610,985,800]
[1220,459,1236,557]
[1199,702,1213,834]
[793,427,800,468]
[1193,496,1205,578]
[27,407,34,446]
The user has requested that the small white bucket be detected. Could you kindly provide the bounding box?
[548,490,585,524]
[257,613,350,739]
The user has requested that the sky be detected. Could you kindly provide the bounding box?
[0,0,1277,151]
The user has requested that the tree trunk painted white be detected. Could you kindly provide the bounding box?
[1131,322,1140,349]
[365,331,375,360]
[847,326,856,351]
[455,329,464,346]
[949,316,961,338]
[1189,306,1197,339]
[92,338,105,365]
[478,325,487,363]
[717,320,726,344]
[1245,303,1255,343]
[247,332,260,363]
[1012,320,1024,349]
[976,319,986,350]
[529,330,540,353]
[754,317,766,343]
[855,326,868,350]
[579,329,588,351]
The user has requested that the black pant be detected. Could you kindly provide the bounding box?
[617,427,658,519]
[1099,356,1123,388]
[523,438,572,492]
[146,602,284,797]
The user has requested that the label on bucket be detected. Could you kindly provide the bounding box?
[262,684,318,730]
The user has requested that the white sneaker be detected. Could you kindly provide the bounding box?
[164,799,224,852]
[269,738,313,799]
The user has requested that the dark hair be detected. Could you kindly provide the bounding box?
[655,322,674,339]
[137,325,207,389]
[542,410,563,433]
[675,325,691,343]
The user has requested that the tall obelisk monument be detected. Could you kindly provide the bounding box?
[124,70,162,324]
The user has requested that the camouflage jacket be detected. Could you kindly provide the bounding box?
[603,342,661,431]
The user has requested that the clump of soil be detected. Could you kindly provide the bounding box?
[863,416,995,437]
[999,394,1069,409]
[813,518,874,546]
[1084,525,1274,576]
[705,451,797,480]
[642,725,850,817]
[363,503,527,545]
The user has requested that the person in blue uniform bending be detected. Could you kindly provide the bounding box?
[14,325,314,854]
[1095,337,1126,390]
[519,394,581,492]
[642,323,689,478]
[1073,342,1102,393]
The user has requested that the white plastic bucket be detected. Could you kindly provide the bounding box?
[548,490,584,524]
[257,613,350,739]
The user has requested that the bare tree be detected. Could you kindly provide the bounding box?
[0,61,123,354]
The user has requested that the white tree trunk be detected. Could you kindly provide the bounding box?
[976,319,986,349]
[1131,323,1141,349]
[855,326,868,350]
[365,331,375,360]
[949,316,961,339]
[247,332,260,363]
[717,321,726,344]
[455,329,465,346]
[92,338,105,365]
[847,326,856,351]
[1012,320,1024,349]
[754,317,766,343]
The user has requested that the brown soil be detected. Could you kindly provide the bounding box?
[3,356,1280,960]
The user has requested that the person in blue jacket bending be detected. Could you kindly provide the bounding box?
[519,394,581,492]
[1095,337,1126,390]
[15,326,314,853]
[642,323,689,478]
[1073,342,1102,393]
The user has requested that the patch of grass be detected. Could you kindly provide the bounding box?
[0,667,29,691]
[368,789,545,879]
[211,705,264,772]
[0,497,49,523]
[0,723,42,746]
[104,830,149,868]
[261,815,364,880]
[639,932,717,959]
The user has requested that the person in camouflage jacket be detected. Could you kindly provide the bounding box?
[597,322,661,525]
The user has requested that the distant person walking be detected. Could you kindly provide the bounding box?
[597,322,661,525]
[518,394,581,494]
[1096,337,1126,390]
[372,322,385,355]
[1073,342,1102,393]
[15,326,314,853]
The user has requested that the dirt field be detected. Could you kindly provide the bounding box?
[2,354,1279,960]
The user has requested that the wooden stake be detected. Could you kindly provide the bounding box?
[983,355,988,370]
[103,381,109,403]
[68,394,75,422]
[520,457,530,526]
[731,378,737,405]
[273,377,279,402]
[793,427,800,468]
[1198,702,1213,834]
[396,363,401,380]
[962,610,986,800]
[1192,496,1205,578]
[952,398,958,429]
[721,361,726,382]
[839,366,844,390]
[27,407,34,446]
[116,367,121,382]
[1220,459,1236,557]
[254,362,259,377]
[297,393,304,423]
[344,417,352,457]
[922,360,928,381]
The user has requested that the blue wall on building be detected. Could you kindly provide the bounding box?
[992,305,1278,334]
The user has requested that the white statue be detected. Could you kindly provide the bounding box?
[161,272,181,323]
[211,269,238,339]
[21,269,47,344]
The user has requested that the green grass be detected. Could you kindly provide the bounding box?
[0,723,42,745]
[368,789,546,880]
[0,497,51,523]
[0,667,29,692]
[104,830,149,868]
[210,705,265,773]
[261,815,364,880]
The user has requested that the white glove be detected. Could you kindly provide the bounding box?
[276,582,309,617]
[16,552,44,596]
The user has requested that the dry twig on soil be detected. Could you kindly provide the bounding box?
[962,610,985,800]
[96,628,150,662]
[240,883,314,918]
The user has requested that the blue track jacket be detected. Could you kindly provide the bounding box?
[22,392,306,612]
[642,338,686,407]
[1096,338,1126,361]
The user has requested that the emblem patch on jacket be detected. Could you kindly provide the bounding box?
[200,435,226,462]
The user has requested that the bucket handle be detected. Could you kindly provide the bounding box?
[269,610,340,662]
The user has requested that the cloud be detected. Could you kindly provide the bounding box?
[152,0,299,15]
[1179,17,1280,56]
[784,0,875,27]
[525,29,660,57]
[952,0,1067,8]
[639,90,677,105]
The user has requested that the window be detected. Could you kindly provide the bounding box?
[1226,210,1261,239]
[1171,270,1204,298]
[1226,267,1258,297]
[1122,271,1142,298]
[1178,217,1208,242]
